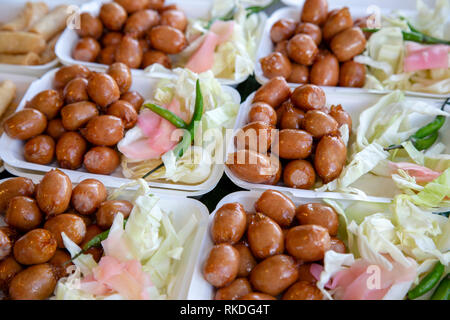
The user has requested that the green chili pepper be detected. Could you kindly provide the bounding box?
[431,276,450,300]
[433,211,450,218]
[142,103,188,129]
[408,261,445,299]
[245,0,280,17]
[384,98,449,152]
[363,28,450,45]
[142,79,204,179]
[65,219,128,265]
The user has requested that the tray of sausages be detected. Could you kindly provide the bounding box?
[188,189,387,300]
[0,63,239,196]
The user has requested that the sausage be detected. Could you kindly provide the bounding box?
[211,203,246,245]
[160,9,187,31]
[96,200,133,230]
[295,22,322,45]
[115,36,143,69]
[323,7,353,41]
[283,159,316,189]
[287,64,309,84]
[310,52,339,86]
[77,12,103,39]
[339,61,366,87]
[301,0,328,25]
[72,37,101,62]
[296,203,339,235]
[270,19,296,43]
[239,292,276,300]
[298,263,316,283]
[97,46,116,65]
[249,254,299,296]
[13,229,57,265]
[0,228,13,260]
[203,244,239,288]
[0,256,22,291]
[101,32,123,48]
[81,115,124,146]
[149,25,187,54]
[116,0,148,13]
[234,243,257,277]
[99,2,127,31]
[124,9,160,38]
[79,225,103,262]
[141,50,172,69]
[28,89,64,119]
[291,84,326,111]
[275,129,313,160]
[107,100,138,129]
[83,146,120,175]
[330,237,346,253]
[280,104,305,129]
[314,135,347,183]
[54,65,92,89]
[120,91,144,112]
[304,110,339,138]
[255,190,296,227]
[260,52,292,79]
[4,109,47,140]
[46,119,66,140]
[248,102,277,127]
[60,101,99,131]
[285,225,331,261]
[329,104,352,133]
[56,132,87,170]
[247,213,284,259]
[0,177,35,214]
[330,27,366,62]
[9,263,57,300]
[107,62,132,94]
[63,78,89,104]
[283,281,323,300]
[235,121,274,153]
[5,196,43,231]
[24,135,55,165]
[147,0,165,10]
[252,76,291,108]
[71,179,107,215]
[44,214,86,248]
[287,34,318,66]
[226,149,280,185]
[215,278,252,300]
[49,249,72,278]
[36,169,72,216]
[87,73,120,109]
[274,40,288,56]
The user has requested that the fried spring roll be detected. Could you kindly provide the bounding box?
[0,52,40,65]
[0,80,16,119]
[0,31,46,54]
[0,2,49,32]
[39,32,61,64]
[29,5,70,41]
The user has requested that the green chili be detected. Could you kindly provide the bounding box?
[412,131,439,151]
[431,276,450,300]
[408,261,445,299]
[362,28,450,45]
[412,116,446,140]
[245,0,280,17]
[433,211,450,218]
[142,79,204,179]
[142,103,188,129]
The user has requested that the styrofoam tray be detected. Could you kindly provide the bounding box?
[224,90,449,202]
[0,68,241,197]
[0,0,90,76]
[256,6,449,99]
[56,0,265,87]
[0,177,210,300]
[187,190,389,299]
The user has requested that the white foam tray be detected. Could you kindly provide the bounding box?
[187,190,389,299]
[0,68,241,197]
[56,0,265,87]
[0,177,210,300]
[256,5,449,99]
[0,0,90,76]
[224,90,449,202]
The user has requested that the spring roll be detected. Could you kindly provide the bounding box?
[0,52,40,65]
[0,31,46,54]
[0,2,49,32]
[0,80,16,119]
[39,32,61,64]
[29,5,70,41]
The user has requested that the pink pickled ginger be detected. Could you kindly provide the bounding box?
[404,42,449,73]
[389,162,442,183]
